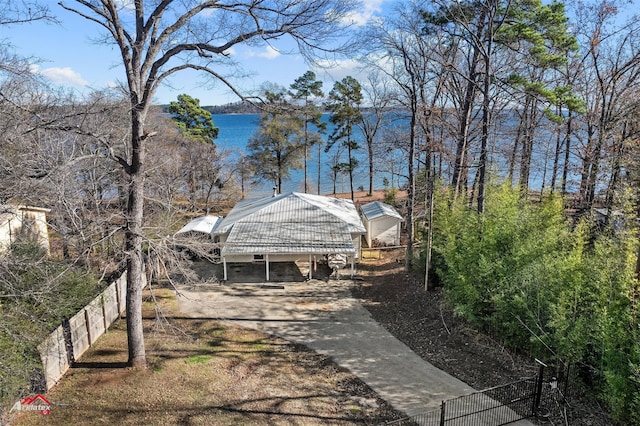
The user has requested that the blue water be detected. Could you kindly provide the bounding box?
[211,112,582,198]
[212,113,392,197]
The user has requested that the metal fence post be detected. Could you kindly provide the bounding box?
[440,400,445,426]
[533,358,546,416]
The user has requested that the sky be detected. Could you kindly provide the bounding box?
[0,1,391,106]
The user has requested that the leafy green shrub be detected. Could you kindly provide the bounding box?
[434,184,569,350]
[384,187,397,205]
[431,183,640,423]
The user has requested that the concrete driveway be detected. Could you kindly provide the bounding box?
[176,262,534,424]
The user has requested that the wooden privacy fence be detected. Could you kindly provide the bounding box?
[36,272,146,390]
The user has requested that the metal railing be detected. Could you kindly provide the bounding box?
[386,368,544,426]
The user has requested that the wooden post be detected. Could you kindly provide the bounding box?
[84,309,92,346]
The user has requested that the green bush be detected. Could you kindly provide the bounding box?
[431,184,640,423]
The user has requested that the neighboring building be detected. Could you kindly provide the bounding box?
[175,215,221,236]
[212,192,366,281]
[360,201,403,247]
[174,215,222,261]
[0,205,51,254]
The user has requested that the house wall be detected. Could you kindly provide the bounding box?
[0,206,50,254]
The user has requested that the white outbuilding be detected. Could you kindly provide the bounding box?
[0,205,51,254]
[360,201,403,247]
[212,192,366,281]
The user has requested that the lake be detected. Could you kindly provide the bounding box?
[212,113,395,197]
[211,112,579,198]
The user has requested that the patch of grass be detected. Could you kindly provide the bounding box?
[185,355,211,364]
[9,288,405,425]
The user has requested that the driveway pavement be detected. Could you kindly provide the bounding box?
[176,263,534,425]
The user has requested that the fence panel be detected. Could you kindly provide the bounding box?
[37,325,70,390]
[68,309,90,360]
[38,269,154,390]
[103,282,120,325]
[443,378,536,425]
[117,274,127,313]
[85,295,106,345]
[388,377,538,426]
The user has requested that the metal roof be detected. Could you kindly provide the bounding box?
[221,220,355,256]
[175,215,221,235]
[214,192,366,235]
[361,201,404,221]
[216,192,365,256]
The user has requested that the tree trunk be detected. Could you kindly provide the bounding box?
[604,122,627,212]
[304,120,309,193]
[347,129,354,201]
[317,144,322,195]
[561,112,573,195]
[125,115,147,369]
[405,109,416,272]
[579,124,596,208]
[585,131,604,209]
[452,12,485,200]
[508,111,523,185]
[452,54,480,199]
[477,49,492,213]
[518,98,535,192]
[550,105,563,193]
[368,144,374,196]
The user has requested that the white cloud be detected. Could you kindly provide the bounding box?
[246,45,281,59]
[315,58,364,83]
[39,67,88,86]
[342,0,386,26]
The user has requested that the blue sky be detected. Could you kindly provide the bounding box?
[0,1,390,106]
[2,1,637,107]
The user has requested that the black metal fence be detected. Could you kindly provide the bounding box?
[386,361,561,426]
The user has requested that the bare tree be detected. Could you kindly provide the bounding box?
[365,0,445,271]
[0,0,53,26]
[358,71,393,197]
[570,0,640,211]
[59,0,358,368]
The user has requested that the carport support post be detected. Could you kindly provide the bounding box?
[351,256,355,277]
[308,254,313,279]
[223,257,227,281]
[265,254,270,281]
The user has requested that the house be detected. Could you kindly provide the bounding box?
[0,205,51,254]
[360,201,403,247]
[212,192,366,281]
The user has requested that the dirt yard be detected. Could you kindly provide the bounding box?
[9,288,405,426]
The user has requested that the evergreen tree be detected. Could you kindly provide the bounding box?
[325,76,363,200]
[289,71,326,194]
[168,93,219,144]
[247,86,304,193]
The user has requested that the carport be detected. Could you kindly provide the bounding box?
[213,192,366,281]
